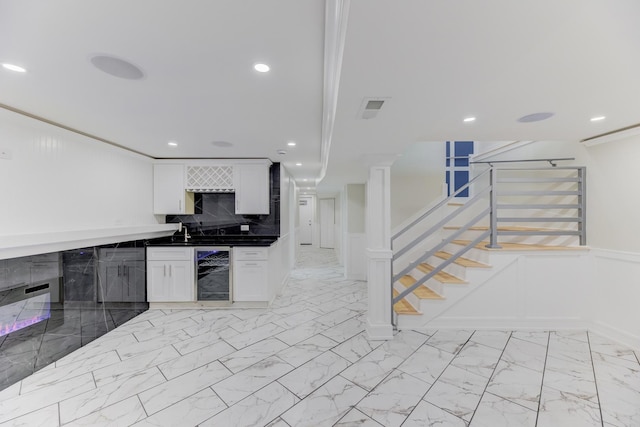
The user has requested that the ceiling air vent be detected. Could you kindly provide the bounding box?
[358,97,389,119]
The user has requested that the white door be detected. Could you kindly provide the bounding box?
[320,198,335,249]
[299,197,313,245]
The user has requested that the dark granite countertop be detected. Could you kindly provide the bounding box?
[146,235,278,247]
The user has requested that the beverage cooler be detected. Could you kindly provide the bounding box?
[194,247,231,302]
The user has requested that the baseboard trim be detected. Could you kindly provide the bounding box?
[421,317,588,331]
[366,319,394,341]
[589,320,640,352]
[397,317,640,352]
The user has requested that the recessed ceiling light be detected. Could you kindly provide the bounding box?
[590,116,606,122]
[303,179,308,182]
[212,141,233,148]
[463,117,476,123]
[517,112,554,123]
[287,141,296,146]
[254,63,270,73]
[295,162,302,166]
[168,141,178,147]
[90,55,144,80]
[2,63,26,73]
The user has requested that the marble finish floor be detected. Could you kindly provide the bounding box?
[1,246,639,426]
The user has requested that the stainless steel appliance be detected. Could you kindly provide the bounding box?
[194,247,231,302]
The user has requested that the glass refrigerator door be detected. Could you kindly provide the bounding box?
[195,248,231,301]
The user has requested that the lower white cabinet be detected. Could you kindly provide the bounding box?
[233,247,269,301]
[146,247,194,302]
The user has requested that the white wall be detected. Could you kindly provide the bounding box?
[423,252,592,331]
[0,108,157,236]
[390,142,446,228]
[346,184,365,233]
[344,184,366,280]
[582,135,640,251]
[333,194,342,262]
[278,165,296,282]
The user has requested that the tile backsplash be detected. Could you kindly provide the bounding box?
[166,162,280,236]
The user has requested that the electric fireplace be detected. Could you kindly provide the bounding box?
[0,280,53,337]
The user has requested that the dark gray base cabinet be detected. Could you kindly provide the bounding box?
[97,248,145,302]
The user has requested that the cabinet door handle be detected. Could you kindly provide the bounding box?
[124,265,128,276]
[246,263,258,266]
[118,265,121,276]
[179,200,182,211]
[245,252,258,255]
[169,264,172,277]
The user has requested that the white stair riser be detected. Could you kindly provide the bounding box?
[408,268,445,295]
[443,243,491,264]
[426,256,468,280]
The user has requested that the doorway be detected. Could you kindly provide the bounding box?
[319,198,335,249]
[298,196,313,245]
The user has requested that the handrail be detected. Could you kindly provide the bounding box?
[394,230,490,303]
[393,207,490,282]
[470,157,574,167]
[392,168,491,241]
[391,163,587,314]
[393,186,490,261]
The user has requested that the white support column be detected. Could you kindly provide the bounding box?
[366,164,394,340]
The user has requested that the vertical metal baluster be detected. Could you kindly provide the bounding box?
[486,166,501,248]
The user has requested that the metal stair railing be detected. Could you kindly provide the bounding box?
[391,160,586,310]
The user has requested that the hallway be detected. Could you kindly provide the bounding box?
[0,246,638,426]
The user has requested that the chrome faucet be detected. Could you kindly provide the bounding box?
[183,225,191,242]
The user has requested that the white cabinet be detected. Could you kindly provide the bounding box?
[153,159,271,215]
[234,162,270,215]
[233,247,269,301]
[146,247,194,302]
[153,164,194,214]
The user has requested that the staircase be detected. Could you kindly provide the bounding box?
[391,161,587,329]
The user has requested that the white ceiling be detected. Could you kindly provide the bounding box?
[2,0,640,192]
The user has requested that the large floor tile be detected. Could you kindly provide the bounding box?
[281,375,368,427]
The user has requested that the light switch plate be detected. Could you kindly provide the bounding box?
[0,148,12,160]
[241,224,249,231]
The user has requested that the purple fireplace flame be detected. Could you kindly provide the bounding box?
[0,282,52,338]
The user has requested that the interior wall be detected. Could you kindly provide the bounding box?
[582,135,640,252]
[390,142,446,229]
[342,184,366,280]
[346,184,365,233]
[280,165,291,238]
[0,108,157,236]
[333,195,342,262]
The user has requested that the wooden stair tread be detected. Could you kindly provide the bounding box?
[451,240,589,251]
[416,264,467,284]
[393,289,420,315]
[434,251,491,268]
[398,276,444,299]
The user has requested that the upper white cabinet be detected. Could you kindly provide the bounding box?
[234,162,270,215]
[153,160,271,215]
[153,164,194,214]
